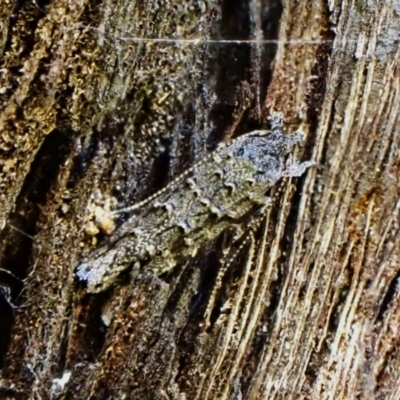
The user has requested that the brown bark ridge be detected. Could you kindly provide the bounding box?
[1,0,399,399]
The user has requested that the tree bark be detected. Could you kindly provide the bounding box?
[1,0,400,399]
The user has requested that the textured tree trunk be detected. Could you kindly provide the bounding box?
[1,0,400,399]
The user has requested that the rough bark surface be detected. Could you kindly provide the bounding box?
[1,0,400,399]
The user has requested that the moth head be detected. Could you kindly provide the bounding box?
[232,133,298,184]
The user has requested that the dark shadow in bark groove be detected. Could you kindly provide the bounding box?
[0,129,72,366]
[206,0,283,147]
[206,0,252,146]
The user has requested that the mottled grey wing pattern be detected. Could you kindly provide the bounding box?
[76,130,313,292]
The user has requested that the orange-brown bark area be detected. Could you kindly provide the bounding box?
[1,0,400,399]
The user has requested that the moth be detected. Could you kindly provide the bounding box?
[76,122,314,293]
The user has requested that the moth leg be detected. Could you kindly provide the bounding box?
[248,189,272,207]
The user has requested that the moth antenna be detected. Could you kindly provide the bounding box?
[204,203,270,328]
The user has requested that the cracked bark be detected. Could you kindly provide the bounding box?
[1,0,400,399]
